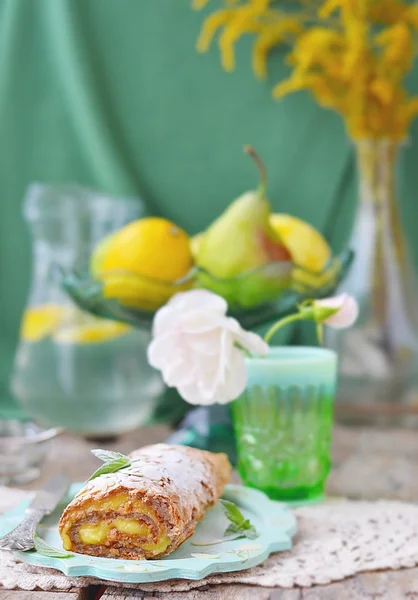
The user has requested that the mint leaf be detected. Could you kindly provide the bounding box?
[33,534,73,559]
[91,449,129,463]
[88,449,131,481]
[240,523,259,540]
[220,499,259,540]
[88,458,130,481]
[224,523,242,537]
[224,522,258,540]
[221,499,246,526]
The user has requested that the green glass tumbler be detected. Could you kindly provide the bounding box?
[231,347,337,502]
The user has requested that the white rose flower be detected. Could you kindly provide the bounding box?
[147,290,268,406]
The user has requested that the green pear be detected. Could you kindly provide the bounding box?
[195,146,291,279]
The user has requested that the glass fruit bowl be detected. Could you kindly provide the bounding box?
[61,249,353,330]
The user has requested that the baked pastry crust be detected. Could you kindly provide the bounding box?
[58,444,231,560]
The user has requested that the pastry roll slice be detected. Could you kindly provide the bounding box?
[59,444,231,560]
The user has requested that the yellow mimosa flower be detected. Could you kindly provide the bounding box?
[368,0,408,25]
[401,98,418,129]
[193,0,240,7]
[370,79,395,106]
[405,5,418,28]
[218,7,263,71]
[375,23,413,74]
[196,10,235,53]
[252,18,303,79]
[319,0,346,19]
[192,0,210,8]
[193,0,418,140]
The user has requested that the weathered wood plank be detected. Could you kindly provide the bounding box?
[101,585,287,599]
[298,569,418,599]
[2,566,418,599]
[99,567,418,599]
[0,592,79,600]
[328,426,418,501]
[355,569,418,599]
[268,591,301,600]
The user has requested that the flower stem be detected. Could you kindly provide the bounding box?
[264,313,304,344]
[316,323,324,346]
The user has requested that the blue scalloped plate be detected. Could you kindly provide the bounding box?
[0,484,296,583]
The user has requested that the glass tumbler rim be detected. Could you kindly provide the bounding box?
[246,345,337,366]
[244,346,337,385]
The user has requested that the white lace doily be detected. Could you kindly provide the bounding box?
[1,487,418,591]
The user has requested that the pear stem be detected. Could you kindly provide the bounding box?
[244,145,267,195]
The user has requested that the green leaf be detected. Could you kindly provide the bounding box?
[220,499,246,526]
[88,449,131,481]
[241,524,259,540]
[91,449,129,463]
[88,456,131,481]
[33,534,73,559]
[224,523,240,536]
[220,499,259,540]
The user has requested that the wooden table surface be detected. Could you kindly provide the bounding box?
[3,424,418,600]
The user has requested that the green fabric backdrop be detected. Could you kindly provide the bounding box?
[1,0,417,418]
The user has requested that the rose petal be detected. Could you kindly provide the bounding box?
[223,316,269,356]
[219,328,232,375]
[153,291,227,336]
[222,347,247,402]
[166,290,228,314]
[314,293,359,329]
[187,329,223,355]
[177,381,204,405]
[161,356,196,387]
[314,293,345,311]
[147,335,176,369]
[152,304,182,337]
[234,328,270,356]
[179,311,226,334]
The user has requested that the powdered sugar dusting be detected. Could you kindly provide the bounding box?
[83,475,114,493]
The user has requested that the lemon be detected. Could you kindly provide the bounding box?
[269,214,331,274]
[99,273,191,312]
[21,304,69,342]
[53,321,131,344]
[95,217,193,282]
[22,304,131,345]
[91,217,194,310]
[90,230,118,277]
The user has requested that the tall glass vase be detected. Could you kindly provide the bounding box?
[328,139,418,425]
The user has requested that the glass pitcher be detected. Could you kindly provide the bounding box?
[11,183,164,438]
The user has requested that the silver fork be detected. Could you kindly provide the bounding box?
[0,475,70,551]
